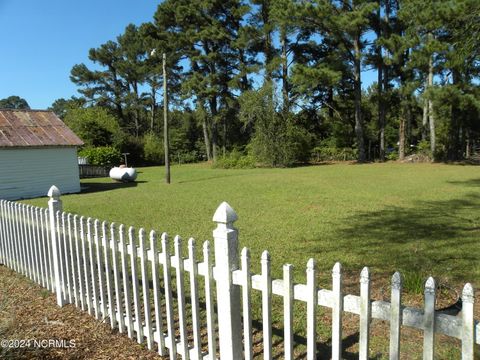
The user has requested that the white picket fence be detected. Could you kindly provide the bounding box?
[0,185,478,359]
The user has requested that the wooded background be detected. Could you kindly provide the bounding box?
[3,0,480,167]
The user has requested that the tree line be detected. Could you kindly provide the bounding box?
[37,0,480,165]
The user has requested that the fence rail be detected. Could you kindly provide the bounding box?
[78,164,110,178]
[0,186,478,359]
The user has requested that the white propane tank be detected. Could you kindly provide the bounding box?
[109,167,137,182]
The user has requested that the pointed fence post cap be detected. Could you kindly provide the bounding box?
[213,202,238,224]
[47,185,61,199]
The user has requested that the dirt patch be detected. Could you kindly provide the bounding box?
[0,265,163,360]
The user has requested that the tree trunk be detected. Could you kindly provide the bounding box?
[377,5,386,161]
[353,35,366,162]
[422,93,428,141]
[428,46,436,157]
[466,130,471,159]
[163,53,170,184]
[328,88,334,121]
[262,2,273,84]
[209,96,218,162]
[378,52,385,161]
[201,104,212,161]
[399,114,406,161]
[281,29,289,114]
[223,117,227,156]
[150,84,156,132]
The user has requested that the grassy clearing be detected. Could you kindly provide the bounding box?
[25,162,480,287]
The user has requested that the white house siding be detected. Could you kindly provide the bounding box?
[0,147,80,200]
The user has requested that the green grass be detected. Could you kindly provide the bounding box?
[24,162,480,288]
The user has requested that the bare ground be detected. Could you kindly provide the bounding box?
[0,265,163,360]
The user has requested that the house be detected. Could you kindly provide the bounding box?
[0,109,84,200]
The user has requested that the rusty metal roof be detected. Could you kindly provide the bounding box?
[0,109,84,148]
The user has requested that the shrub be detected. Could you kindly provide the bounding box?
[172,150,201,164]
[416,139,433,158]
[143,133,164,164]
[213,149,256,169]
[311,146,357,162]
[386,151,399,161]
[78,146,121,167]
[239,84,311,167]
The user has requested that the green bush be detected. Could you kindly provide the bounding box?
[78,146,121,167]
[416,139,432,158]
[213,149,256,169]
[239,84,311,167]
[311,146,357,162]
[143,133,164,164]
[172,151,201,164]
[386,151,399,161]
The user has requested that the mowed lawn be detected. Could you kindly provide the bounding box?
[24,162,480,288]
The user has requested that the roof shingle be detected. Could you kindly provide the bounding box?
[0,109,83,147]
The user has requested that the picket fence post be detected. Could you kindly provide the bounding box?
[213,202,243,359]
[48,185,64,307]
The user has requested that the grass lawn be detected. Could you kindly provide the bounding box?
[24,162,480,288]
[20,162,480,358]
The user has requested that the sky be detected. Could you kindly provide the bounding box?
[0,1,377,110]
[0,0,159,109]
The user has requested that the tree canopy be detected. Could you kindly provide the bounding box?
[0,96,30,110]
[56,0,480,166]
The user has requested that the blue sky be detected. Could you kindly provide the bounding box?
[0,0,158,109]
[0,1,377,110]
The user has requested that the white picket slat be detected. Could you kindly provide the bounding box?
[129,227,143,344]
[241,247,253,360]
[66,214,76,304]
[1,202,10,268]
[1,201,8,266]
[0,201,5,264]
[19,205,28,276]
[94,220,107,318]
[389,272,402,360]
[359,267,371,360]
[74,215,84,310]
[261,250,272,360]
[331,262,343,360]
[162,233,177,359]
[87,218,100,318]
[461,283,474,359]
[175,236,189,359]
[149,230,165,355]
[46,209,55,292]
[188,238,202,360]
[34,208,44,286]
[110,223,124,333]
[203,240,216,360]
[423,277,436,360]
[102,221,115,329]
[119,224,134,338]
[283,263,294,360]
[81,217,93,314]
[139,229,153,350]
[26,206,36,282]
[14,204,24,274]
[31,206,40,284]
[307,259,317,360]
[58,212,68,302]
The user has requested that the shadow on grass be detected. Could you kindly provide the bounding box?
[177,172,255,184]
[302,193,480,285]
[80,181,147,194]
[447,178,480,187]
